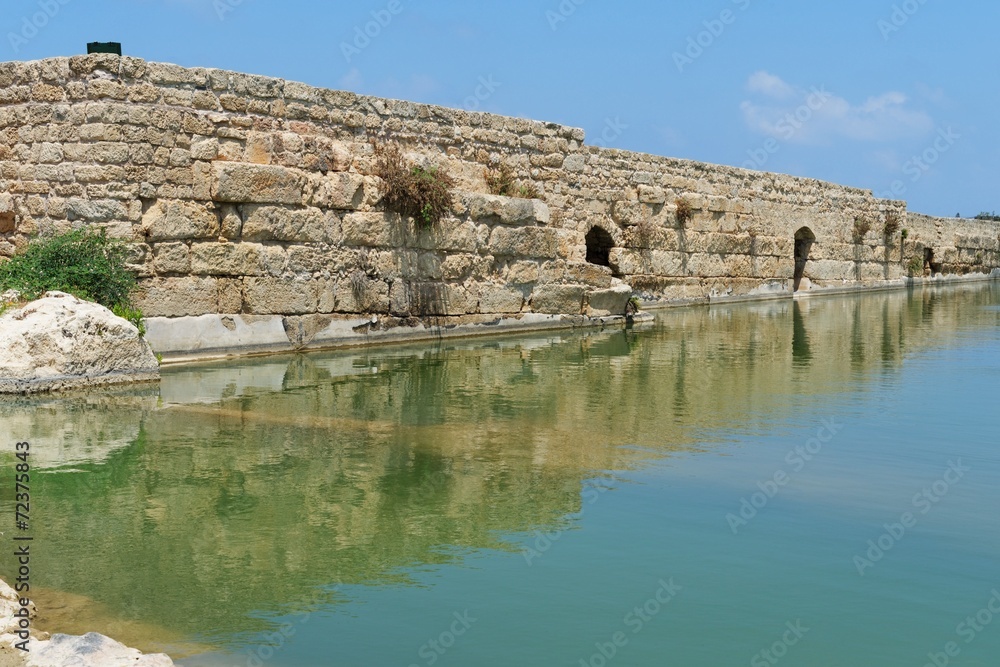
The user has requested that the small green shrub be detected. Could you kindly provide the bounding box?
[907,256,924,276]
[112,303,146,337]
[675,198,693,226]
[0,228,136,308]
[373,140,455,228]
[516,182,541,199]
[627,295,641,314]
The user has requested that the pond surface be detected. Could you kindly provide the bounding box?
[2,282,1000,666]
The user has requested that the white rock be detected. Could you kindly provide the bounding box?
[0,292,160,394]
[26,633,174,667]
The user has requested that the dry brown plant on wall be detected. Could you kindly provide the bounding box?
[484,161,540,199]
[372,139,455,228]
[883,210,901,237]
[675,198,693,226]
[852,215,873,243]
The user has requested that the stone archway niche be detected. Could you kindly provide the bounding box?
[585,226,615,267]
[793,227,816,292]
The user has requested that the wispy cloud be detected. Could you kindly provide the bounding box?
[740,71,934,144]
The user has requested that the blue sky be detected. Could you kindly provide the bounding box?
[3,0,996,216]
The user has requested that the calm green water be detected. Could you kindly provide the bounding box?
[2,282,1000,666]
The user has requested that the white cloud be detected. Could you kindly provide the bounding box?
[746,71,795,99]
[740,72,934,144]
[339,68,363,91]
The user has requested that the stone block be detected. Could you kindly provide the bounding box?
[409,218,480,253]
[565,262,613,288]
[334,276,390,314]
[462,193,550,226]
[342,212,405,247]
[152,242,190,274]
[217,278,244,313]
[244,277,318,314]
[65,199,128,223]
[638,185,666,205]
[190,242,264,276]
[507,260,540,285]
[404,283,477,316]
[488,226,560,258]
[134,277,220,317]
[141,200,220,240]
[307,172,366,210]
[242,205,332,243]
[530,284,584,314]
[585,285,632,317]
[479,285,524,314]
[212,162,303,205]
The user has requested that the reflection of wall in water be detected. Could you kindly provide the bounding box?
[2,283,997,645]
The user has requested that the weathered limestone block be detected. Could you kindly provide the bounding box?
[342,212,405,248]
[478,285,525,314]
[462,192,550,226]
[805,260,861,281]
[244,276,318,314]
[409,218,480,253]
[563,154,586,172]
[135,277,224,317]
[397,282,477,316]
[417,252,443,280]
[212,162,303,205]
[190,242,264,276]
[610,249,686,276]
[0,292,159,394]
[531,284,585,314]
[565,262,613,288]
[389,280,410,315]
[141,200,220,241]
[686,253,732,277]
[488,226,560,258]
[638,185,666,205]
[65,198,129,223]
[217,278,244,313]
[242,205,334,243]
[218,204,243,238]
[306,172,366,210]
[334,277,390,314]
[611,200,650,227]
[506,260,540,285]
[585,285,632,317]
[152,242,191,274]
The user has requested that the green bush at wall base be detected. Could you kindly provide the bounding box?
[0,228,137,309]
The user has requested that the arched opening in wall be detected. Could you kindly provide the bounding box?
[793,227,816,292]
[585,226,614,268]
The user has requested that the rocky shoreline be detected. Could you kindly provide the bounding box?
[0,579,174,666]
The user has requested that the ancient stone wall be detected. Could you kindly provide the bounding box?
[1,54,998,356]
